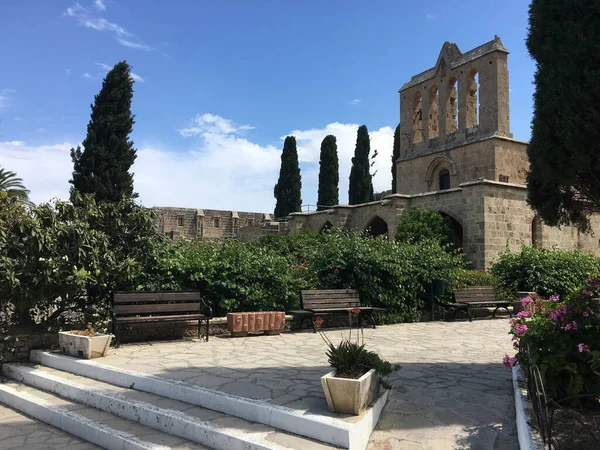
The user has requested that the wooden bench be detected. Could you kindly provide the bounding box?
[112,290,212,347]
[447,286,512,321]
[299,289,386,332]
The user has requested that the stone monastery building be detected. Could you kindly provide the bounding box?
[287,36,600,269]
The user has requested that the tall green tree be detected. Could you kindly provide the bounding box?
[0,167,30,203]
[526,1,600,231]
[317,135,339,210]
[391,123,401,194]
[274,136,302,217]
[348,125,374,205]
[70,61,138,203]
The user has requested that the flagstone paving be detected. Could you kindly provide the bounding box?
[0,320,517,449]
[99,319,518,449]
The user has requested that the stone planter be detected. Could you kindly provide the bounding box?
[321,368,380,415]
[226,312,285,337]
[58,331,112,359]
[512,291,538,314]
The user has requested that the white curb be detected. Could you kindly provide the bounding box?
[0,382,170,450]
[3,363,285,450]
[31,350,388,450]
[512,366,538,450]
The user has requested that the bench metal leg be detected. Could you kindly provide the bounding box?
[199,319,209,342]
[452,308,472,322]
[299,315,316,333]
[114,323,121,348]
[362,313,377,329]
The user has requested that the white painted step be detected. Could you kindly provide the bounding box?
[30,350,359,449]
[0,380,209,450]
[2,363,339,450]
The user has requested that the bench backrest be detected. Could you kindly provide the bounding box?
[113,291,203,317]
[300,289,361,310]
[453,286,495,303]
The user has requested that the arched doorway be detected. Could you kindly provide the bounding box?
[438,211,463,250]
[320,221,333,232]
[365,216,388,237]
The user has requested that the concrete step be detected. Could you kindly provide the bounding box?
[2,362,339,450]
[29,350,373,449]
[0,380,209,450]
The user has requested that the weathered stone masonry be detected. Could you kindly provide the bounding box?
[288,36,600,269]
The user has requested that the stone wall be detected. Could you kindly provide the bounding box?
[153,206,271,241]
[0,327,59,364]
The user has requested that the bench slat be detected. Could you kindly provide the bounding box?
[113,291,201,304]
[116,314,206,323]
[301,289,358,295]
[114,303,201,315]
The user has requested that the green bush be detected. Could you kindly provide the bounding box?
[491,246,600,297]
[395,207,459,248]
[161,229,465,322]
[506,281,600,400]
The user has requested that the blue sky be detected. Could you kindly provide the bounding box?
[0,0,535,212]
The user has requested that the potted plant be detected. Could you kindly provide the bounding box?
[317,310,400,415]
[58,323,112,359]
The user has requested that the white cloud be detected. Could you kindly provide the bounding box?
[0,88,16,109]
[2,88,16,94]
[0,115,395,212]
[116,38,155,52]
[0,96,7,109]
[14,117,23,121]
[66,68,71,76]
[82,72,92,79]
[349,99,361,105]
[95,62,144,83]
[64,2,155,52]
[179,114,254,137]
[35,128,48,133]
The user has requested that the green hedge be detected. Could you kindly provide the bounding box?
[154,230,465,322]
[491,246,600,297]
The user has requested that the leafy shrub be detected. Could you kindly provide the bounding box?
[395,206,459,248]
[0,193,167,329]
[449,269,515,304]
[506,280,600,400]
[491,245,600,297]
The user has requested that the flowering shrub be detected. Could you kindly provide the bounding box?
[505,279,600,399]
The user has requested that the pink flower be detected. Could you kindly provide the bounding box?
[563,321,578,331]
[516,311,533,319]
[503,354,517,369]
[291,265,296,269]
[514,323,528,337]
[549,304,568,321]
[582,290,593,297]
[578,343,590,353]
[549,295,560,302]
[299,265,305,269]
[583,308,595,317]
[333,268,340,274]
[521,296,534,307]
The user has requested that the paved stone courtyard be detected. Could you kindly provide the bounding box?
[0,319,517,449]
[97,319,518,449]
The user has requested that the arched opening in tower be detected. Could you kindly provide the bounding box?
[438,211,463,250]
[428,85,439,139]
[446,77,458,133]
[466,69,480,128]
[320,221,333,232]
[365,216,389,238]
[413,91,423,143]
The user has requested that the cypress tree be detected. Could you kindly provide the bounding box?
[348,125,374,205]
[70,61,137,202]
[274,136,302,217]
[317,135,339,210]
[391,123,401,194]
[526,1,600,231]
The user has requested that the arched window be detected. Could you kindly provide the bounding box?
[365,216,389,237]
[413,91,423,143]
[466,69,479,128]
[439,169,450,190]
[446,77,458,133]
[428,85,439,139]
